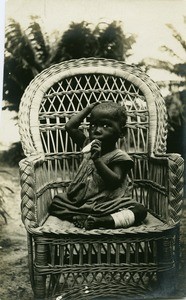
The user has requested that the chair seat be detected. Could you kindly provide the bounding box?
[35,212,171,236]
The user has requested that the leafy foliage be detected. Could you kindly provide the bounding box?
[25,19,50,66]
[140,20,186,155]
[3,18,136,113]
[4,18,46,111]
[50,21,97,62]
[2,18,136,166]
[141,22,186,76]
[93,21,135,60]
[0,170,14,224]
[0,142,25,166]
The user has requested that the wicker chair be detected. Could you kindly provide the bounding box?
[18,58,184,300]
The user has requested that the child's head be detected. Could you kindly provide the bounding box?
[89,101,127,144]
[91,101,127,131]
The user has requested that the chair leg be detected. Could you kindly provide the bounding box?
[174,225,181,278]
[156,237,176,297]
[34,242,48,299]
[27,233,35,291]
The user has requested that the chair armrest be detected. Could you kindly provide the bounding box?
[19,153,51,231]
[149,153,184,224]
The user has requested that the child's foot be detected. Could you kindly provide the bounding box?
[84,215,115,230]
[73,215,87,228]
[84,215,100,229]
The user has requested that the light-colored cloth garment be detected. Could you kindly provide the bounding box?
[49,148,137,218]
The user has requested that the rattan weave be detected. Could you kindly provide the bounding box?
[18,58,184,299]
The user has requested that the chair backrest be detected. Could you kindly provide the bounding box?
[19,58,167,159]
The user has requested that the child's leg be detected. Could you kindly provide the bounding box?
[111,203,147,228]
[85,215,115,230]
[130,203,148,225]
[84,204,147,230]
[73,215,115,229]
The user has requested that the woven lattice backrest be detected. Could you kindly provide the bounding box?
[19,58,167,159]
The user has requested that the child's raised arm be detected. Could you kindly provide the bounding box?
[65,102,99,148]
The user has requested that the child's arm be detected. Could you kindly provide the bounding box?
[94,159,125,189]
[91,140,132,189]
[65,103,98,148]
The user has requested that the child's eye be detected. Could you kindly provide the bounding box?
[103,124,108,128]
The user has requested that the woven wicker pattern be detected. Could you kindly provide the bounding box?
[19,153,183,229]
[20,158,37,229]
[39,73,149,155]
[32,231,176,299]
[168,155,184,223]
[19,58,167,156]
[18,58,184,299]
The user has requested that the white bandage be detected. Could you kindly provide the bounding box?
[111,209,135,228]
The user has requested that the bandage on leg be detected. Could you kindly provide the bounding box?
[111,209,135,228]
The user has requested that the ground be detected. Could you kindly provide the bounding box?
[0,167,33,300]
[0,167,186,300]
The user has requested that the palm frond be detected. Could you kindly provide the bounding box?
[141,58,175,72]
[160,45,184,61]
[51,21,97,63]
[25,19,50,66]
[0,170,12,175]
[5,18,42,73]
[166,23,186,52]
[94,21,136,60]
[0,186,14,194]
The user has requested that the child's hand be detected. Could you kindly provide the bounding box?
[91,139,102,161]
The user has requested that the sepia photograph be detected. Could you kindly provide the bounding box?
[0,0,186,299]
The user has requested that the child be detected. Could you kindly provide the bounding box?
[49,101,147,229]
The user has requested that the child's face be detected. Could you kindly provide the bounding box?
[89,108,122,144]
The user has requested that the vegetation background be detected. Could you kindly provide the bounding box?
[0,0,186,299]
[1,0,186,168]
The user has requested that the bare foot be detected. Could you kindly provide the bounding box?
[84,215,115,230]
[73,215,87,228]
